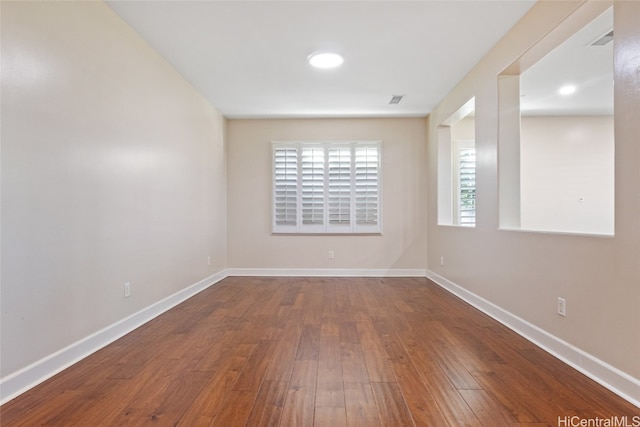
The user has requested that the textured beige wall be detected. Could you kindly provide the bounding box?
[428,0,640,382]
[227,118,427,270]
[1,2,227,376]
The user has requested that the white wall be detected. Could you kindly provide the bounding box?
[1,1,227,379]
[427,0,640,400]
[226,118,427,272]
[521,115,614,234]
[451,116,476,140]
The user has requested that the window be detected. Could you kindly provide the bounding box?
[454,141,476,226]
[437,97,476,227]
[273,141,381,234]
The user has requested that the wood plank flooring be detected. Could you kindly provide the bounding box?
[1,277,638,426]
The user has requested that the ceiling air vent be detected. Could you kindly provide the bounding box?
[389,95,404,105]
[590,30,613,46]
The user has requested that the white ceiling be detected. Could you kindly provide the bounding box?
[106,0,537,119]
[520,7,613,116]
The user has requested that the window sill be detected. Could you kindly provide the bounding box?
[498,227,614,238]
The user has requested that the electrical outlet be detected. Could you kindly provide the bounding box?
[124,282,131,298]
[440,256,445,266]
[207,256,211,266]
[328,251,335,259]
[557,297,566,317]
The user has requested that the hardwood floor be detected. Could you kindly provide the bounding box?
[1,277,638,426]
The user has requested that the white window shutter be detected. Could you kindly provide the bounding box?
[327,145,351,231]
[458,146,476,226]
[272,141,381,234]
[354,144,380,232]
[300,146,325,232]
[273,146,298,232]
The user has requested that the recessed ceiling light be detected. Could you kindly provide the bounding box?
[308,51,344,69]
[558,84,577,96]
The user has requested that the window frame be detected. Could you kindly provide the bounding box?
[272,140,382,235]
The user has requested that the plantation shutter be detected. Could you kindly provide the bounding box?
[354,144,380,232]
[458,146,476,226]
[272,141,381,234]
[327,145,352,231]
[301,146,325,232]
[273,145,298,232]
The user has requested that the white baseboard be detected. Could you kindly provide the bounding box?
[0,270,228,405]
[227,268,427,277]
[426,269,640,409]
